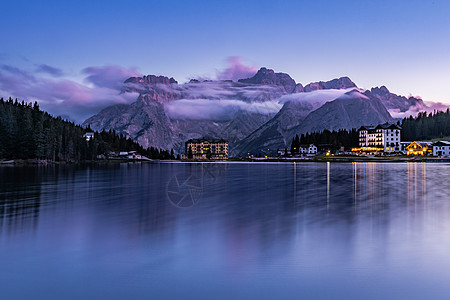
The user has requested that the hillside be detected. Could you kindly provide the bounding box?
[0,97,173,161]
[83,67,432,156]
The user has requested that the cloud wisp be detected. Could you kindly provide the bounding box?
[83,65,141,89]
[165,99,282,121]
[389,101,450,119]
[35,64,64,77]
[216,56,257,82]
[0,63,141,122]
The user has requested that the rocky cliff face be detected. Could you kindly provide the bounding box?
[84,67,430,156]
[370,86,425,112]
[232,97,326,156]
[288,90,393,136]
[303,77,357,92]
[85,94,175,150]
[125,75,177,85]
[232,89,392,156]
[238,67,297,93]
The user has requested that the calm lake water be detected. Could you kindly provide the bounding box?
[1,162,450,299]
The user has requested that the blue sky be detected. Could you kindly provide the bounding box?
[1,0,449,120]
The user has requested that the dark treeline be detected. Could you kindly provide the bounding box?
[0,97,175,161]
[402,109,450,141]
[291,129,359,152]
[290,109,450,152]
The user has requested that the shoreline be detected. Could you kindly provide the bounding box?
[2,156,450,166]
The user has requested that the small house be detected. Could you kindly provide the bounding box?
[433,141,450,157]
[83,132,94,141]
[277,148,291,157]
[299,144,317,156]
[127,151,142,159]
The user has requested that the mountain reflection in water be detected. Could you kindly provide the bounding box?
[1,162,450,300]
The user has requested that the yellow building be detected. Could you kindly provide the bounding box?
[405,141,432,156]
[185,138,229,160]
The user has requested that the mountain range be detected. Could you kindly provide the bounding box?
[84,67,427,156]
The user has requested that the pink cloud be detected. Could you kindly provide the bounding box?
[216,56,257,82]
[0,64,140,122]
[82,65,142,89]
[389,101,449,119]
[35,64,64,77]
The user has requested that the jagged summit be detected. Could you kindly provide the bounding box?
[304,77,357,92]
[371,86,390,95]
[238,67,297,93]
[84,66,430,156]
[125,75,177,85]
[370,85,424,112]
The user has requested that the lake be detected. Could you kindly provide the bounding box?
[1,162,450,299]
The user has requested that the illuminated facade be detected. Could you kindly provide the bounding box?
[406,141,432,156]
[185,138,229,160]
[356,123,401,153]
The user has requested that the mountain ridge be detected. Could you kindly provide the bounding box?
[84,67,432,156]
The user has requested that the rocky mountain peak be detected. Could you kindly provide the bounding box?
[125,75,177,85]
[304,77,357,92]
[371,86,390,95]
[238,67,297,93]
[369,85,424,112]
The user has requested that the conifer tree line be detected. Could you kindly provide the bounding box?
[290,109,450,152]
[401,109,450,141]
[290,129,359,153]
[0,97,175,161]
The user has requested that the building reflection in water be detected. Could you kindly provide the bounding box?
[352,162,427,213]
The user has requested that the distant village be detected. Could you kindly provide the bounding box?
[175,122,450,161]
[4,97,450,164]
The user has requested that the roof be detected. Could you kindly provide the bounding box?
[359,123,401,131]
[359,125,376,131]
[433,141,450,146]
[376,123,402,130]
[186,138,228,144]
[406,141,432,148]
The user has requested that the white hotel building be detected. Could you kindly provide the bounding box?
[357,123,402,153]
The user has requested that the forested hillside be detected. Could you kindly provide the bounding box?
[0,97,174,161]
[402,110,450,141]
[289,109,450,153]
[290,129,359,152]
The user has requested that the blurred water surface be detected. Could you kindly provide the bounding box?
[1,162,450,299]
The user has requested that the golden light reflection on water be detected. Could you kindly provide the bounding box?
[352,162,427,212]
[407,162,427,211]
[327,161,330,210]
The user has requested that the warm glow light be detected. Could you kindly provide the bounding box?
[351,147,384,152]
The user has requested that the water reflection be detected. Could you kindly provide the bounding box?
[1,162,450,299]
[0,162,441,242]
[0,167,42,235]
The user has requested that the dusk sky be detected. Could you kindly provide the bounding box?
[1,0,450,121]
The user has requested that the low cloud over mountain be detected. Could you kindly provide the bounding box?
[0,63,141,121]
[1,60,447,155]
[84,66,443,155]
[216,56,257,82]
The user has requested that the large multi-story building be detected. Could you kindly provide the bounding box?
[185,138,229,160]
[356,123,402,153]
